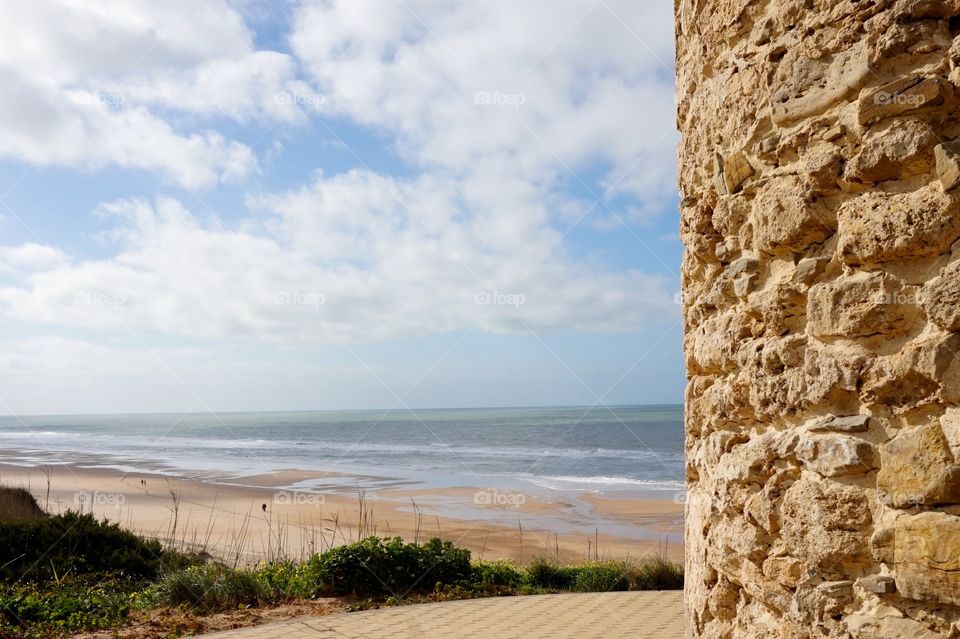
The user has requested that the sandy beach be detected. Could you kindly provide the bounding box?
[0,459,683,565]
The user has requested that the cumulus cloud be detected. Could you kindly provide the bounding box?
[290,0,677,212]
[0,2,680,349]
[0,0,310,187]
[0,184,677,343]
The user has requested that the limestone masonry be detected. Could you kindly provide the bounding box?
[676,1,960,636]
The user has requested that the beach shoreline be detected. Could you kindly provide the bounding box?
[0,457,684,565]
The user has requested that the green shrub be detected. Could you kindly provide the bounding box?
[0,582,129,634]
[472,560,522,593]
[625,556,684,590]
[285,555,329,598]
[153,564,267,611]
[319,537,472,597]
[0,511,163,585]
[522,557,682,592]
[571,562,629,592]
[0,487,45,521]
[522,557,577,590]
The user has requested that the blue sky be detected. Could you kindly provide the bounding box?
[0,1,682,415]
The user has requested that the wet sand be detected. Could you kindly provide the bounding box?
[0,460,683,565]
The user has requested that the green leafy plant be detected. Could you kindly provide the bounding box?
[153,564,267,611]
[0,511,163,585]
[522,557,578,590]
[570,562,630,592]
[319,536,472,597]
[0,582,130,635]
[471,560,522,593]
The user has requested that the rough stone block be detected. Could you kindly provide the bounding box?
[807,272,912,338]
[795,434,877,477]
[822,125,845,142]
[858,75,951,126]
[810,414,871,433]
[721,151,754,194]
[724,256,758,278]
[934,141,960,192]
[877,422,960,507]
[857,574,896,594]
[771,42,871,126]
[752,180,835,254]
[847,614,941,639]
[871,511,960,606]
[922,260,960,331]
[781,476,871,572]
[837,185,960,266]
[793,256,829,285]
[845,119,937,184]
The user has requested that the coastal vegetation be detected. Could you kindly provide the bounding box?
[0,487,682,637]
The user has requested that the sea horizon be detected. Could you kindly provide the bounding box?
[0,402,684,419]
[0,405,685,497]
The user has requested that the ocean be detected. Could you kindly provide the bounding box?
[0,405,685,495]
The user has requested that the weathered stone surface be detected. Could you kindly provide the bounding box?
[810,414,870,433]
[857,574,896,594]
[804,147,843,195]
[871,511,960,606]
[780,475,871,573]
[837,185,960,266]
[771,41,871,126]
[845,119,938,184]
[795,434,877,477]
[793,256,829,285]
[751,179,834,254]
[847,615,941,639]
[791,580,854,626]
[733,272,756,298]
[861,334,960,410]
[677,1,960,634]
[761,556,803,588]
[894,0,960,20]
[922,259,960,331]
[724,256,758,279]
[877,422,960,507]
[686,308,753,375]
[807,272,912,338]
[822,125,845,142]
[720,151,754,194]
[934,140,960,192]
[858,75,951,126]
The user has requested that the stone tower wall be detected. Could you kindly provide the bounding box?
[676,1,960,636]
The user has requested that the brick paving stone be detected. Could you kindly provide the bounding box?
[200,592,684,639]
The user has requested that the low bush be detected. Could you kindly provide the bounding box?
[523,557,577,590]
[152,564,266,612]
[0,487,45,521]
[319,536,472,597]
[523,556,682,593]
[625,556,684,590]
[0,582,129,635]
[0,511,163,585]
[570,562,629,592]
[472,560,522,593]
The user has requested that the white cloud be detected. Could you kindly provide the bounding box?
[0,243,68,275]
[0,71,256,190]
[290,0,677,211]
[0,2,680,347]
[0,0,311,187]
[0,185,677,343]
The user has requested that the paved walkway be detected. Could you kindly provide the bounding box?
[202,591,685,639]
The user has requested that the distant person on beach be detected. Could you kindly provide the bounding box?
[261,503,267,512]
